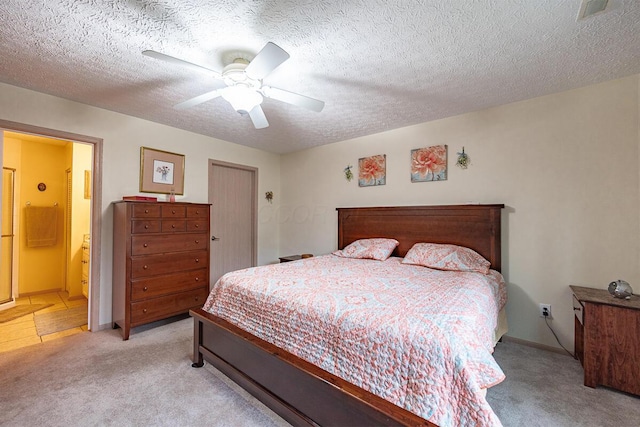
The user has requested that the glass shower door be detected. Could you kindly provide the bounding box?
[1,167,15,304]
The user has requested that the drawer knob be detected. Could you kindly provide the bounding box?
[143,243,148,248]
[195,240,199,244]
[195,258,199,263]
[172,209,176,214]
[195,224,199,228]
[143,265,148,270]
[144,209,149,213]
[143,286,148,291]
[195,210,200,214]
[195,277,199,282]
[195,297,199,302]
[144,225,149,229]
[172,224,176,228]
[143,308,147,313]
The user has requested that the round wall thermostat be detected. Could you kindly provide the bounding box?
[37,182,46,191]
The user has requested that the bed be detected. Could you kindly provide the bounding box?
[190,204,506,426]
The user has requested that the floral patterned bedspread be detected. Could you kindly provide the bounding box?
[203,255,507,427]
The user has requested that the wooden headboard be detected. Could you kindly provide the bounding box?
[337,204,504,272]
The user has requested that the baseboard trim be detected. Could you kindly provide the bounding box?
[501,335,571,356]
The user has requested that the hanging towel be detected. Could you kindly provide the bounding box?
[25,206,58,247]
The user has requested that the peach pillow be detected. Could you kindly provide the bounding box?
[333,238,399,261]
[402,243,490,274]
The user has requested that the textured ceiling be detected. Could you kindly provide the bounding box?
[0,1,639,154]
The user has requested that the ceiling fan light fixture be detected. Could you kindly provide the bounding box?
[147,41,324,129]
[221,85,263,113]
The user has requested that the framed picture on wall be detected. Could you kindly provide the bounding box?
[140,147,185,194]
[410,145,448,182]
[358,154,386,187]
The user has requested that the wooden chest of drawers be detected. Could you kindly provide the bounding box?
[112,201,211,340]
[571,285,640,395]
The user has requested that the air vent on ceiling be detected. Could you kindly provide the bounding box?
[577,0,609,20]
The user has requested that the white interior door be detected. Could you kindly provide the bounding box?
[208,160,257,286]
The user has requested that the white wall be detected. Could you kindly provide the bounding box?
[279,75,640,349]
[0,82,281,328]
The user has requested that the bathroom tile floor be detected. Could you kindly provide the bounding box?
[0,291,88,354]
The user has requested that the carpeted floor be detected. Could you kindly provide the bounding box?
[1,316,638,426]
[34,304,87,336]
[487,340,640,426]
[0,304,53,323]
[0,315,289,427]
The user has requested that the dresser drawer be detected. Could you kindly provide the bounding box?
[131,233,208,255]
[573,295,584,325]
[132,220,161,234]
[162,205,186,218]
[187,205,209,218]
[161,220,186,232]
[131,269,208,300]
[130,250,208,279]
[186,220,208,232]
[132,204,161,218]
[130,287,209,325]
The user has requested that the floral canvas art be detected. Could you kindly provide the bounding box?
[358,154,386,187]
[411,145,447,182]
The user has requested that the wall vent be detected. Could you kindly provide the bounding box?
[577,0,609,20]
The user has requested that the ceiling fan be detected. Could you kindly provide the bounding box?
[142,42,324,129]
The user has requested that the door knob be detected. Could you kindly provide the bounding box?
[211,236,220,241]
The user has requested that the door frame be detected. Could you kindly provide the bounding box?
[0,119,103,331]
[208,159,258,277]
[1,167,16,307]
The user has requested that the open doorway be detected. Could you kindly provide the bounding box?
[0,120,103,352]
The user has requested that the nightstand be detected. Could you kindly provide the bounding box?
[279,254,313,263]
[279,255,302,263]
[570,285,640,395]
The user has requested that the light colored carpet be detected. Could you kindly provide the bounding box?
[1,315,638,426]
[0,315,290,427]
[487,340,640,426]
[34,305,87,336]
[0,304,53,323]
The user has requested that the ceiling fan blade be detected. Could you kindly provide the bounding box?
[142,50,221,78]
[245,42,290,80]
[262,86,325,112]
[174,89,222,110]
[248,105,269,129]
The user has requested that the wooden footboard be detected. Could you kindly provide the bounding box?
[190,308,434,427]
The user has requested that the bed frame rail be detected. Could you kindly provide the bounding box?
[191,308,433,427]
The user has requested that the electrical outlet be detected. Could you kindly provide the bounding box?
[539,303,552,318]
